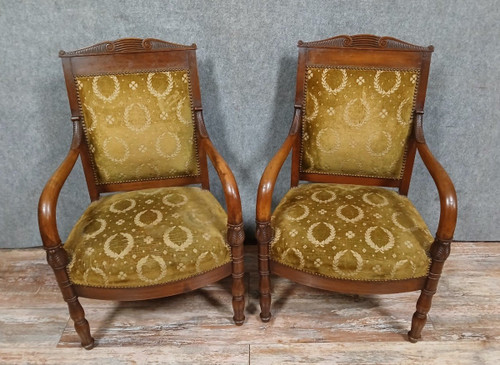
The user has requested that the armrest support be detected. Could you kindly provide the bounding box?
[38,119,81,248]
[415,113,458,241]
[256,108,301,222]
[195,111,243,225]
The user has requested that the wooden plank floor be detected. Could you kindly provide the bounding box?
[0,243,499,364]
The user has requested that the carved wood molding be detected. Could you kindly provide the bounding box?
[256,221,273,244]
[59,38,196,57]
[227,222,245,247]
[298,34,433,51]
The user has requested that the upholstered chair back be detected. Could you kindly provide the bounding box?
[60,38,208,196]
[75,70,198,184]
[296,35,433,185]
[301,67,419,179]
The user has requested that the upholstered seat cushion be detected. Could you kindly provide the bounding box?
[270,183,434,281]
[64,187,231,288]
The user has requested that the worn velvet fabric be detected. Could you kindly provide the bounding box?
[75,71,199,184]
[64,187,231,288]
[270,183,433,281]
[301,67,419,179]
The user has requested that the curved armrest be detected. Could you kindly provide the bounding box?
[256,108,301,222]
[415,114,458,241]
[38,120,81,248]
[195,111,243,225]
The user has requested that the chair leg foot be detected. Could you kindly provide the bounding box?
[260,312,271,322]
[232,294,245,325]
[407,331,421,343]
[83,337,96,350]
[233,315,245,326]
[259,292,272,322]
[408,309,427,343]
[70,302,95,350]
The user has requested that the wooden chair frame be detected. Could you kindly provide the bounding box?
[256,34,457,342]
[38,38,245,349]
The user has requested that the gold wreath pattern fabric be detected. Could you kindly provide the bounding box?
[75,71,199,184]
[301,67,419,179]
[270,183,434,281]
[64,187,231,288]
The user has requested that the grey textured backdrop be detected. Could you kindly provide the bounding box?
[0,0,498,248]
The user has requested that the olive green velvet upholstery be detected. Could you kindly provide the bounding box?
[301,67,419,179]
[270,183,433,281]
[75,70,199,184]
[64,187,231,288]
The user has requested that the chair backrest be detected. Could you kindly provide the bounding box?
[60,38,209,199]
[291,34,433,194]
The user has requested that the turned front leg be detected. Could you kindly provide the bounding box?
[256,221,272,322]
[408,239,451,342]
[228,223,245,325]
[46,244,95,349]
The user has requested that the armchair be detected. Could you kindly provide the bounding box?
[38,38,245,349]
[256,34,457,342]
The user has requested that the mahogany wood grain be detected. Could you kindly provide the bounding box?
[256,34,457,343]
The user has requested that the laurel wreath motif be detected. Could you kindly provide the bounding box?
[396,97,411,125]
[374,71,401,97]
[163,225,194,251]
[147,72,173,98]
[336,205,364,223]
[280,248,305,269]
[134,209,163,227]
[316,127,340,153]
[155,132,181,158]
[136,255,167,283]
[92,75,120,102]
[176,97,191,125]
[321,68,348,94]
[285,204,310,221]
[123,103,152,132]
[196,251,220,272]
[307,222,336,247]
[104,233,134,259]
[364,226,395,253]
[332,250,363,277]
[102,136,130,163]
[366,131,393,157]
[304,93,319,122]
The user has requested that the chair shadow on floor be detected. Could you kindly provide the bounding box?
[269,276,413,338]
[60,277,239,347]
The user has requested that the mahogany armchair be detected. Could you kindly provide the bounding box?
[38,38,245,349]
[256,34,457,342]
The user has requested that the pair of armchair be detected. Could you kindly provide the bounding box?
[39,35,457,349]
